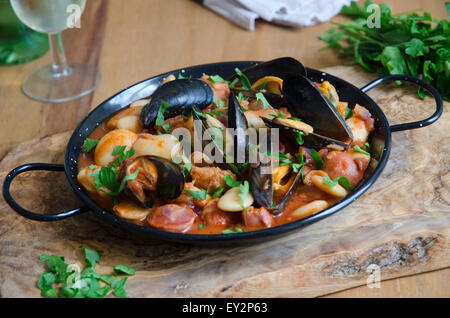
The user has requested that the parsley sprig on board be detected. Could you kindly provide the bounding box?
[37,246,135,298]
[320,1,450,101]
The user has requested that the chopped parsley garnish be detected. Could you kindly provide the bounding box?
[287,116,302,121]
[199,223,205,229]
[293,130,305,145]
[237,92,248,102]
[37,246,135,298]
[110,145,135,168]
[353,145,370,156]
[184,188,208,201]
[224,175,249,210]
[222,227,244,234]
[234,68,251,90]
[155,102,172,133]
[229,77,239,89]
[207,74,226,83]
[323,174,353,191]
[345,107,354,119]
[269,111,285,119]
[363,142,370,152]
[310,149,324,169]
[92,146,138,196]
[255,92,271,109]
[212,99,225,108]
[82,138,99,153]
[211,186,225,198]
[172,155,192,177]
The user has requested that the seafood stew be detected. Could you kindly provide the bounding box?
[77,58,375,235]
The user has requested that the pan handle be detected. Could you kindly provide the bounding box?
[2,163,89,221]
[360,74,443,132]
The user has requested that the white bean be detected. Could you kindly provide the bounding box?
[113,201,151,220]
[218,187,254,212]
[292,200,329,218]
[94,129,138,166]
[133,133,183,160]
[311,175,348,198]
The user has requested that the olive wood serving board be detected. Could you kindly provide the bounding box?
[0,66,448,298]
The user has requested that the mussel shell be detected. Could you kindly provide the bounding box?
[140,78,214,127]
[250,137,273,210]
[122,155,185,208]
[261,117,350,150]
[283,74,353,143]
[227,91,249,173]
[228,57,307,83]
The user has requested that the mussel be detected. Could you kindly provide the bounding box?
[192,91,249,174]
[229,57,307,83]
[228,57,307,110]
[140,78,214,127]
[282,74,353,146]
[121,155,185,208]
[250,134,301,214]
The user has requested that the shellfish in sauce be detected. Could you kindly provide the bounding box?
[77,59,374,234]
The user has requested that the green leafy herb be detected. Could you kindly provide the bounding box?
[234,68,252,90]
[269,111,285,119]
[310,149,324,169]
[255,92,271,109]
[229,78,239,89]
[345,107,354,119]
[224,174,241,188]
[353,145,371,156]
[114,264,136,276]
[287,116,302,121]
[211,186,225,198]
[37,246,135,298]
[238,181,250,211]
[199,223,205,229]
[222,227,244,234]
[323,174,354,190]
[184,188,208,201]
[80,245,101,269]
[110,145,135,168]
[320,1,450,101]
[82,138,99,153]
[237,92,248,102]
[155,102,172,133]
[293,131,305,145]
[172,155,192,177]
[207,74,225,83]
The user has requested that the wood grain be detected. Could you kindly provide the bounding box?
[0,65,448,298]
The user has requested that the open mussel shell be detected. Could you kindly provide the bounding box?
[228,57,307,83]
[191,92,250,175]
[283,74,353,144]
[122,155,185,208]
[227,91,249,173]
[140,78,214,127]
[249,134,302,214]
[261,117,349,150]
[250,137,273,210]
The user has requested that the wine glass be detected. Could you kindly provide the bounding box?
[10,0,101,103]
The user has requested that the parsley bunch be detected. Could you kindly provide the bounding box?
[320,1,450,101]
[37,246,135,298]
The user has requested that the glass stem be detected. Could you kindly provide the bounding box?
[48,33,71,76]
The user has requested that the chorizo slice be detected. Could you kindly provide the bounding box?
[147,204,196,232]
[242,206,274,228]
[202,199,231,227]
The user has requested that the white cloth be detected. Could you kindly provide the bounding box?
[203,0,356,31]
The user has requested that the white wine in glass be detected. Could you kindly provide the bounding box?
[10,0,101,103]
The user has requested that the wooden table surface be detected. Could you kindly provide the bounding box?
[0,0,448,297]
